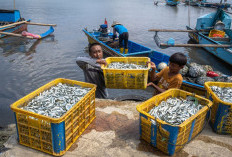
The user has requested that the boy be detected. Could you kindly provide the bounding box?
[147,52,187,95]
[76,43,108,99]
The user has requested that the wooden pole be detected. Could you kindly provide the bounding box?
[160,43,232,48]
[148,29,208,32]
[0,20,27,29]
[25,22,57,27]
[0,31,34,39]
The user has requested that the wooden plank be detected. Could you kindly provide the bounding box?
[148,29,209,32]
[0,20,27,29]
[0,31,33,39]
[25,22,57,27]
[160,43,232,48]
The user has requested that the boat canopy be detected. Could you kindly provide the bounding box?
[0,9,21,23]
[195,9,231,30]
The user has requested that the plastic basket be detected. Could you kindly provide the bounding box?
[204,82,232,135]
[10,78,96,156]
[101,57,150,89]
[209,29,225,38]
[136,89,212,156]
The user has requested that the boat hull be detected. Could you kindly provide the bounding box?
[0,23,28,38]
[166,0,180,6]
[187,26,232,66]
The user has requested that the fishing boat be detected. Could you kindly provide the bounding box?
[0,9,56,39]
[165,0,180,6]
[83,23,211,96]
[185,0,206,6]
[83,27,152,57]
[187,8,232,66]
[0,9,27,38]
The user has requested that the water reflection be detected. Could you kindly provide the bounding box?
[0,35,56,57]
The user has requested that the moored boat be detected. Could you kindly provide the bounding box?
[165,0,180,6]
[83,27,152,57]
[0,9,55,39]
[187,8,232,66]
[0,9,27,38]
[185,0,207,6]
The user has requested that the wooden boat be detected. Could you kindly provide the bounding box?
[0,9,27,38]
[187,8,232,66]
[185,0,206,6]
[83,25,208,96]
[83,28,152,57]
[0,9,56,39]
[165,0,180,6]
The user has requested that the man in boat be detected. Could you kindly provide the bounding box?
[111,21,129,54]
[76,43,108,99]
[147,52,187,95]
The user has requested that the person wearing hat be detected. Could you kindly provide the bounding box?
[210,20,226,38]
[111,21,129,54]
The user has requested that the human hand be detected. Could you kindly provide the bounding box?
[97,59,107,66]
[147,82,155,87]
[147,61,156,70]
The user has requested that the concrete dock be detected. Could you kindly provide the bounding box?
[1,99,232,157]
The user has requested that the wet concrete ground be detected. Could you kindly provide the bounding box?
[0,99,232,157]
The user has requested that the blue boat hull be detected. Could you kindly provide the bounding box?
[166,0,180,6]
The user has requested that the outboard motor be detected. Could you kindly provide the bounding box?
[99,24,108,37]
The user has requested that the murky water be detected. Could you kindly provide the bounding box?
[0,0,232,126]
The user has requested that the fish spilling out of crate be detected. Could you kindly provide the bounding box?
[21,83,91,118]
[107,62,147,69]
[148,97,204,125]
[210,86,232,103]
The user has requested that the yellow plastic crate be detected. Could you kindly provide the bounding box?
[204,82,232,135]
[209,29,225,38]
[101,57,150,89]
[11,78,96,156]
[136,89,212,155]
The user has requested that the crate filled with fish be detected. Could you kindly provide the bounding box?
[204,82,232,135]
[101,57,150,89]
[10,78,96,156]
[136,89,212,156]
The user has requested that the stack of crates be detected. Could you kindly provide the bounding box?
[11,78,96,156]
[205,82,232,135]
[101,57,150,89]
[136,89,212,155]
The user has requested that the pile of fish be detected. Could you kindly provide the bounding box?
[21,83,91,118]
[180,62,232,86]
[210,86,232,103]
[107,62,147,69]
[148,97,204,125]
